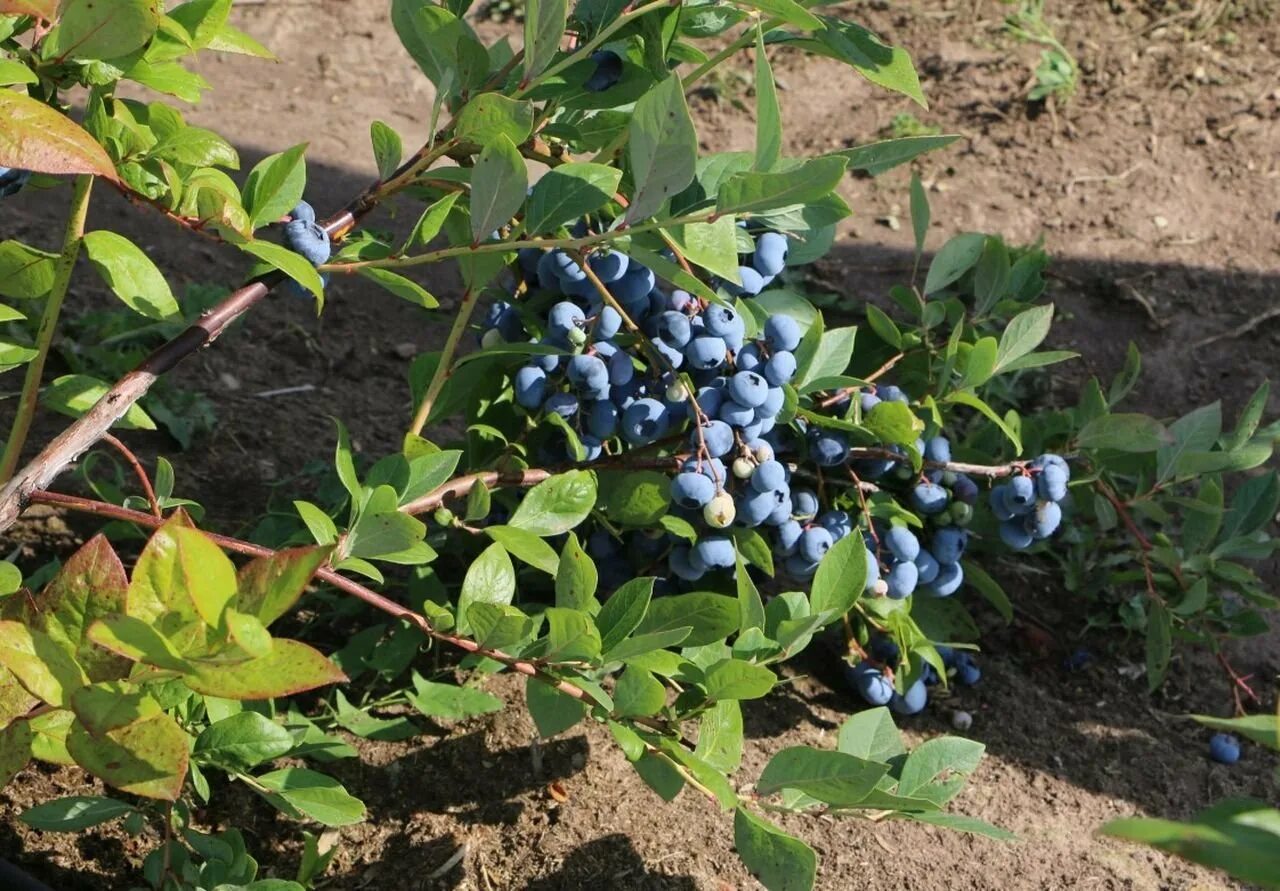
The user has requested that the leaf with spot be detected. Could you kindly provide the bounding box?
[183,640,346,699]
[66,712,188,801]
[625,74,697,226]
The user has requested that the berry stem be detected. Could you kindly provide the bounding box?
[100,433,162,518]
[408,288,479,438]
[0,174,94,486]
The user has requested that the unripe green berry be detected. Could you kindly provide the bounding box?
[704,490,736,528]
[666,382,688,403]
[942,470,957,486]
[434,507,455,526]
[894,465,913,481]
[753,442,775,463]
[481,328,504,349]
[871,578,889,597]
[732,457,754,479]
[951,502,973,526]
[566,326,587,347]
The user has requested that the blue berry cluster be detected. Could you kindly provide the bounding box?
[990,454,1069,549]
[0,167,31,199]
[845,639,983,714]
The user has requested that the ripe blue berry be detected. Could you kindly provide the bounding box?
[290,201,317,223]
[885,560,919,599]
[613,263,656,301]
[763,314,801,352]
[1208,733,1240,765]
[283,219,332,266]
[588,400,619,438]
[513,365,548,409]
[584,50,623,92]
[848,660,895,706]
[671,471,716,509]
[669,546,704,581]
[809,430,849,467]
[797,527,834,562]
[928,561,964,597]
[1037,463,1069,502]
[924,436,952,464]
[751,460,787,493]
[695,419,735,458]
[764,351,797,387]
[588,249,628,282]
[726,266,765,297]
[654,311,692,347]
[735,343,763,372]
[952,473,979,504]
[884,526,921,563]
[890,679,928,715]
[547,302,585,339]
[1008,475,1036,508]
[686,336,728,370]
[753,232,790,277]
[594,306,623,340]
[931,527,968,564]
[729,371,769,408]
[545,392,580,419]
[776,520,803,555]
[693,536,736,570]
[621,398,669,444]
[914,548,940,585]
[910,482,949,514]
[999,518,1034,550]
[567,354,608,390]
[703,305,740,338]
[1032,500,1062,539]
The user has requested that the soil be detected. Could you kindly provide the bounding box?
[2,1,1279,889]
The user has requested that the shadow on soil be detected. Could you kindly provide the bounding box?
[3,147,1278,882]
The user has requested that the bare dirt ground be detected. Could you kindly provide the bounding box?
[2,0,1279,888]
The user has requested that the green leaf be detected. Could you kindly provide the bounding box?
[613,667,666,717]
[525,162,621,235]
[753,29,782,171]
[1191,714,1278,750]
[237,241,325,303]
[390,1,486,96]
[907,811,1016,840]
[348,510,431,564]
[797,325,856,387]
[525,677,586,738]
[455,93,534,147]
[150,126,239,169]
[29,535,130,683]
[909,172,929,261]
[836,707,906,762]
[634,750,685,801]
[66,713,188,801]
[294,501,338,546]
[555,533,598,611]
[670,216,742,283]
[0,240,59,299]
[194,713,294,770]
[469,134,527,244]
[369,121,402,182]
[993,304,1054,375]
[43,374,155,430]
[543,608,602,662]
[0,622,88,708]
[43,0,158,61]
[1076,413,1172,453]
[0,59,38,86]
[510,470,597,536]
[813,18,924,105]
[486,525,559,575]
[703,659,775,701]
[69,682,161,737]
[625,74,697,225]
[405,191,462,251]
[863,400,924,448]
[183,640,346,699]
[235,545,332,628]
[20,796,134,832]
[523,0,567,81]
[603,471,669,526]
[596,577,653,653]
[125,521,235,627]
[0,91,119,182]
[946,390,1022,453]
[241,144,308,229]
[716,157,847,217]
[85,616,193,673]
[696,700,744,774]
[256,768,366,826]
[467,603,535,650]
[923,232,985,295]
[1145,602,1172,692]
[962,561,1012,623]
[455,542,515,635]
[733,807,817,891]
[897,736,985,798]
[0,718,32,786]
[735,552,766,633]
[633,592,738,648]
[833,135,959,176]
[406,674,503,721]
[757,746,889,806]
[809,536,866,623]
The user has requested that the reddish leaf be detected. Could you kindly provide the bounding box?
[183,639,346,700]
[66,713,188,801]
[0,719,33,788]
[0,92,118,181]
[0,621,88,707]
[0,0,57,18]
[70,682,161,737]
[0,668,38,730]
[35,535,130,682]
[235,545,333,627]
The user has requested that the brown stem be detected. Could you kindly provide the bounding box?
[1215,650,1260,714]
[817,352,904,409]
[101,434,161,518]
[1093,479,1167,603]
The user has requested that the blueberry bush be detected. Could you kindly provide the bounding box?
[0,1,1276,888]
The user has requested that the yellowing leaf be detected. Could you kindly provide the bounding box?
[0,92,118,181]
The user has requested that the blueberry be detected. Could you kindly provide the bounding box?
[1008,475,1036,508]
[924,436,951,464]
[818,510,853,539]
[686,336,728,370]
[694,419,735,458]
[809,430,849,467]
[545,392,579,419]
[584,49,623,92]
[954,654,981,686]
[1063,648,1092,671]
[669,546,705,581]
[588,249,629,282]
[595,306,623,340]
[763,314,801,352]
[655,311,692,348]
[513,365,548,409]
[910,482,949,515]
[885,560,919,599]
[550,251,586,282]
[927,561,964,597]
[588,400,619,438]
[890,679,928,715]
[283,219,332,266]
[793,527,831,563]
[868,637,901,666]
[613,263,656,302]
[1037,463,1069,502]
[876,384,908,403]
[567,354,608,390]
[999,518,1034,550]
[1031,500,1062,539]
[671,471,716,509]
[691,385,725,420]
[914,548,940,585]
[727,371,768,408]
[607,349,636,385]
[952,473,979,504]
[1208,733,1240,765]
[547,302,586,339]
[764,351,797,387]
[581,434,604,462]
[931,527,968,564]
[703,305,740,338]
[735,343,764,372]
[751,460,787,493]
[693,536,736,571]
[719,399,756,427]
[758,386,785,419]
[753,232,790,277]
[791,489,819,520]
[776,519,803,555]
[651,337,684,369]
[621,398,669,444]
[989,484,1017,521]
[884,526,920,563]
[847,660,895,706]
[726,266,765,297]
[290,201,317,223]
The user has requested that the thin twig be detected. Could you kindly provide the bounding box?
[101,434,161,518]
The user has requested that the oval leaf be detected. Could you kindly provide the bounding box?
[0,92,117,181]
